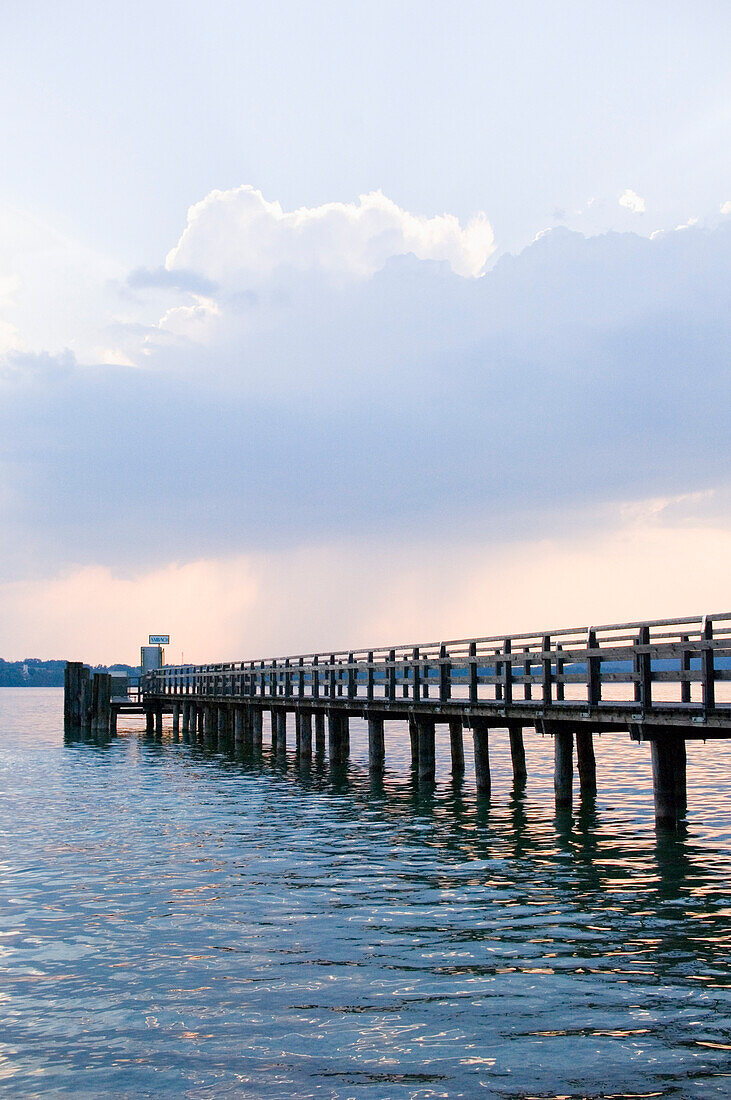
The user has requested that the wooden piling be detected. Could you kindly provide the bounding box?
[651,734,687,827]
[508,722,527,786]
[472,719,491,795]
[172,704,180,741]
[368,717,385,774]
[299,712,313,761]
[145,707,154,736]
[554,727,573,808]
[328,713,348,765]
[217,706,228,751]
[251,707,263,751]
[234,707,244,750]
[576,729,597,796]
[408,717,419,770]
[448,719,464,777]
[155,706,163,739]
[204,706,214,747]
[314,713,326,755]
[91,673,112,737]
[417,717,436,785]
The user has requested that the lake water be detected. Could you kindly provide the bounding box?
[1,688,730,1098]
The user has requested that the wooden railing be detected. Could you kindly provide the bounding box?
[142,612,731,714]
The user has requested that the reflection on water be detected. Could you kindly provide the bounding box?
[1,689,731,1098]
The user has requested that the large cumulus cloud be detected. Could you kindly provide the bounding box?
[0,191,729,585]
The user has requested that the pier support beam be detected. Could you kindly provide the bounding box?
[234,707,244,751]
[416,717,436,785]
[314,713,326,756]
[251,708,263,752]
[272,708,287,754]
[651,735,687,828]
[576,730,597,796]
[204,706,215,747]
[508,723,527,787]
[472,719,491,795]
[368,718,385,774]
[554,727,573,809]
[181,703,191,740]
[328,713,348,765]
[217,707,229,751]
[449,719,464,778]
[408,717,419,771]
[145,708,154,736]
[154,706,163,739]
[172,704,180,742]
[299,712,313,761]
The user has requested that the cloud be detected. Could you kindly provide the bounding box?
[618,188,646,214]
[164,185,495,283]
[2,220,729,590]
[126,266,218,295]
[721,201,731,215]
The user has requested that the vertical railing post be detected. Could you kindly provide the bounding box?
[542,634,552,706]
[387,649,396,704]
[271,659,278,701]
[312,654,320,700]
[367,651,374,702]
[298,657,305,699]
[635,625,652,710]
[412,647,420,704]
[260,661,265,698]
[468,641,478,704]
[701,616,715,711]
[495,648,503,702]
[439,643,451,702]
[586,628,600,706]
[503,639,512,706]
[347,653,356,700]
[329,655,336,701]
[556,644,565,702]
[680,635,691,704]
[284,658,291,699]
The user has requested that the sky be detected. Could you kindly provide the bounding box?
[1,0,730,664]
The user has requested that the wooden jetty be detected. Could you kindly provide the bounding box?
[66,612,731,828]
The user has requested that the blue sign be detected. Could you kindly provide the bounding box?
[149,635,170,645]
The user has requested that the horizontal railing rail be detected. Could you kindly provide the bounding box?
[141,612,731,715]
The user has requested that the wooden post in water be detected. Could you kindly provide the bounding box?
[328,713,347,765]
[155,706,163,739]
[554,727,573,809]
[368,717,385,774]
[234,707,244,751]
[251,708,263,751]
[472,719,491,795]
[449,719,464,778]
[408,717,419,771]
[651,734,687,827]
[299,712,313,761]
[417,717,436,785]
[145,707,154,736]
[204,706,214,747]
[91,673,112,737]
[217,706,228,751]
[181,702,190,740]
[314,713,326,756]
[294,711,302,757]
[508,722,527,786]
[576,729,597,796]
[172,704,180,742]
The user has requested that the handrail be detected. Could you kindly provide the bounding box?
[142,612,731,715]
